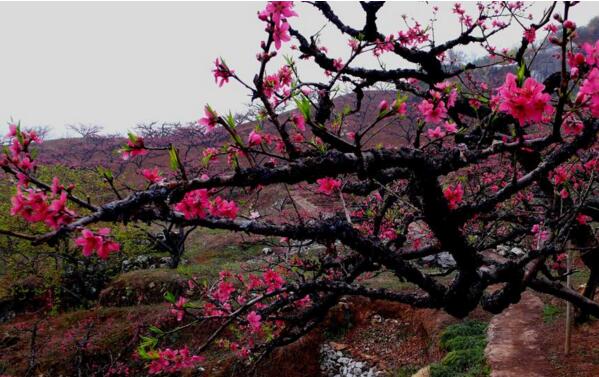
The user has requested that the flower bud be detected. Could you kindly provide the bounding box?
[563,20,576,30]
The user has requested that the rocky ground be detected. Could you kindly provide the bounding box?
[320,343,383,377]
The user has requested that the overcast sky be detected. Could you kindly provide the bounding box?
[0,1,598,138]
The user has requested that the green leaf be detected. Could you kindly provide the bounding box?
[310,136,327,153]
[127,132,137,143]
[164,291,176,304]
[343,104,351,115]
[229,154,239,169]
[137,335,158,359]
[294,96,311,119]
[149,325,164,335]
[201,155,212,168]
[283,55,295,67]
[225,112,236,129]
[516,62,526,86]
[97,166,113,180]
[377,109,391,119]
[231,133,243,147]
[263,323,274,342]
[314,122,326,131]
[395,93,408,106]
[168,146,179,171]
[16,127,24,146]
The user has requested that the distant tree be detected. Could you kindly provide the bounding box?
[67,124,104,139]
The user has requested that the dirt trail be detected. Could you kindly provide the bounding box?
[293,195,321,215]
[485,291,554,377]
[290,191,336,218]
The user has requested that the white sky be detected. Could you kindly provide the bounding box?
[0,1,598,138]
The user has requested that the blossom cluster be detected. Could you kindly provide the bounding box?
[198,105,219,132]
[147,347,204,374]
[170,296,188,322]
[259,1,297,50]
[174,189,239,220]
[372,23,429,57]
[3,123,125,259]
[316,177,342,195]
[5,128,77,230]
[180,267,302,359]
[11,188,75,230]
[577,60,599,118]
[121,134,148,160]
[141,167,163,183]
[495,73,554,125]
[74,228,121,259]
[443,183,464,210]
[548,155,599,201]
[417,82,458,135]
[206,269,286,316]
[212,57,235,87]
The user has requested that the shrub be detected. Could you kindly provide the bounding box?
[542,304,561,323]
[431,321,490,377]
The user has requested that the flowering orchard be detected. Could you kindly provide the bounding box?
[2,1,599,374]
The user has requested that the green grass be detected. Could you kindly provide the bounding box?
[391,366,420,377]
[572,267,591,288]
[177,242,265,280]
[362,271,415,291]
[542,304,561,323]
[430,320,490,377]
[363,268,456,291]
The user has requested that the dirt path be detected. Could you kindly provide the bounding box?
[485,291,554,377]
[293,195,321,214]
[290,192,336,218]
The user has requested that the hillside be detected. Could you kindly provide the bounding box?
[36,16,599,173]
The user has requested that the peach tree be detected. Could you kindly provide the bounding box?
[1,1,598,373]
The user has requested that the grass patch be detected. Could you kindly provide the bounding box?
[542,304,561,323]
[430,320,490,377]
[391,365,420,377]
[363,268,456,291]
[178,242,265,281]
[572,267,590,288]
[363,270,414,291]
